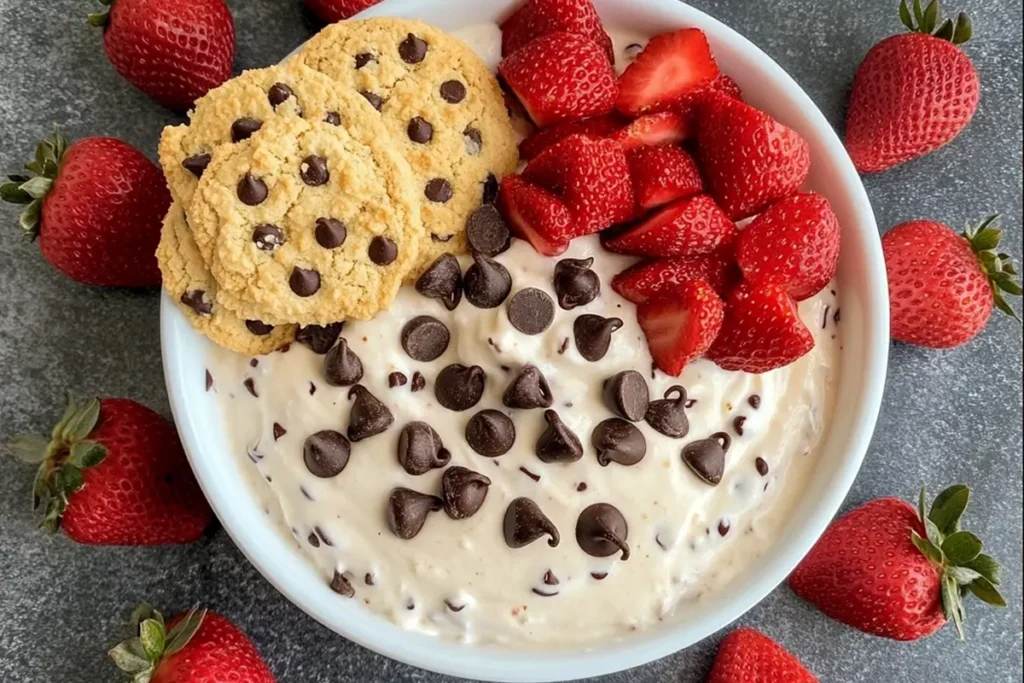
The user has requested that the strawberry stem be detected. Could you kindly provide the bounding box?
[962,215,1022,324]
[1,129,69,240]
[899,0,973,44]
[110,603,208,682]
[87,0,114,28]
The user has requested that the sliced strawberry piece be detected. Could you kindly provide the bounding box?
[501,0,614,63]
[638,279,724,376]
[602,194,736,258]
[498,174,575,256]
[611,251,740,303]
[736,192,841,300]
[498,31,618,128]
[519,113,627,161]
[616,28,720,117]
[609,110,692,150]
[522,134,633,235]
[628,146,703,212]
[714,74,743,100]
[672,74,744,127]
[706,280,815,373]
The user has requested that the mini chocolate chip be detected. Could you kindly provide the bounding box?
[324,111,342,126]
[465,410,515,457]
[250,358,259,368]
[749,394,761,410]
[300,154,329,186]
[592,418,647,467]
[181,290,213,315]
[389,371,408,388]
[324,338,363,386]
[411,371,426,392]
[365,573,375,586]
[503,365,553,410]
[354,52,376,69]
[425,178,453,203]
[463,127,482,156]
[576,503,630,560]
[733,416,747,435]
[387,487,442,539]
[718,520,731,536]
[440,79,467,103]
[182,153,211,178]
[397,422,450,475]
[482,173,499,204]
[466,205,510,256]
[464,251,511,308]
[574,314,623,362]
[205,370,213,391]
[442,466,491,520]
[245,319,274,336]
[304,430,351,478]
[603,371,649,421]
[445,599,464,612]
[435,364,486,411]
[755,457,770,476]
[401,316,450,362]
[399,33,428,63]
[273,423,286,440]
[645,386,690,438]
[681,432,731,485]
[591,572,608,580]
[360,90,384,110]
[268,82,294,108]
[554,258,600,310]
[508,288,555,335]
[296,322,343,354]
[536,409,583,463]
[503,498,559,548]
[289,266,321,297]
[347,385,394,442]
[576,482,587,492]
[543,570,559,586]
[231,117,263,142]
[407,116,434,143]
[329,570,355,597]
[308,532,320,548]
[415,254,463,311]
[252,223,285,251]
[244,378,258,397]
[237,172,268,205]
[314,217,347,249]
[368,236,398,265]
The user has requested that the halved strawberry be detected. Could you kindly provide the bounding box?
[617,28,720,116]
[638,279,725,376]
[501,0,614,63]
[705,280,815,373]
[611,251,740,303]
[519,113,627,161]
[628,146,703,212]
[498,174,575,256]
[499,32,618,128]
[609,110,692,150]
[602,194,736,258]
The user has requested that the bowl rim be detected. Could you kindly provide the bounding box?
[161,0,889,680]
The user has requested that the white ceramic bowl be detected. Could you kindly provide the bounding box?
[161,0,889,679]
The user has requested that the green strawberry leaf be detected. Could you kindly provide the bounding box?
[69,440,108,469]
[139,619,166,661]
[6,434,51,464]
[60,464,85,493]
[60,396,101,443]
[19,199,42,237]
[164,606,206,656]
[934,18,955,40]
[952,12,973,43]
[108,639,151,674]
[899,0,916,29]
[966,577,1007,607]
[964,553,1002,585]
[947,565,983,585]
[941,573,967,640]
[911,529,945,566]
[942,531,983,564]
[921,0,939,33]
[130,602,157,629]
[929,484,970,535]
[0,181,32,205]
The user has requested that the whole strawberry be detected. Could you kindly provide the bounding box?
[5,394,212,545]
[303,0,381,23]
[501,0,614,62]
[846,1,979,173]
[883,216,1020,348]
[706,628,818,683]
[109,603,275,682]
[1,132,170,287]
[790,485,1006,641]
[89,0,235,110]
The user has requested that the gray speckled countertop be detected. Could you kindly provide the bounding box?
[0,0,1021,681]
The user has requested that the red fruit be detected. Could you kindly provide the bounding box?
[1,133,169,287]
[110,604,275,682]
[610,110,692,150]
[89,0,235,111]
[628,146,704,212]
[845,6,979,173]
[882,217,1020,348]
[616,28,720,116]
[736,192,841,300]
[500,0,614,62]
[611,252,740,303]
[5,395,212,545]
[498,175,576,256]
[523,134,633,235]
[303,0,381,22]
[519,113,627,161]
[790,485,1005,641]
[499,32,618,128]
[707,628,818,683]
[638,279,724,376]
[705,281,814,373]
[603,195,736,258]
[672,74,744,136]
[697,91,811,221]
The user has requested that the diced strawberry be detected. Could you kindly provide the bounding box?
[672,74,744,128]
[609,110,692,150]
[737,192,841,300]
[616,28,720,116]
[501,0,615,63]
[602,194,736,258]
[611,251,740,303]
[705,280,815,373]
[498,32,618,128]
[714,75,743,100]
[522,134,634,235]
[498,175,576,256]
[519,113,627,161]
[628,146,703,212]
[638,279,725,376]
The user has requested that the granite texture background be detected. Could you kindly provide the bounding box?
[0,0,1021,681]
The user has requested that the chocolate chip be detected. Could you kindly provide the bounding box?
[415,254,463,311]
[389,371,408,388]
[324,111,342,126]
[329,570,355,598]
[482,173,499,204]
[360,90,384,111]
[289,266,321,297]
[243,378,258,397]
[231,117,263,142]
[733,416,747,436]
[444,599,464,612]
[399,33,428,63]
[268,83,294,108]
[347,385,394,442]
[503,365,553,410]
[592,419,646,467]
[245,319,274,336]
[645,386,690,438]
[303,430,351,478]
[591,572,608,580]
[503,498,559,548]
[205,370,213,391]
[365,573,375,586]
[368,236,398,265]
[387,487,442,539]
[397,422,450,475]
[464,127,483,156]
[442,466,491,520]
[182,153,211,178]
[435,364,485,412]
[425,178,453,203]
[507,288,555,335]
[407,116,434,143]
[554,258,600,310]
[300,154,329,186]
[252,223,285,251]
[273,423,286,440]
[574,314,623,362]
[748,394,761,410]
[296,322,343,354]
[755,457,770,476]
[411,371,426,392]
[536,409,583,463]
[603,371,649,421]
[576,503,630,560]
[542,570,559,586]
[576,482,587,492]
[464,251,511,308]
[465,410,515,457]
[466,205,510,256]
[314,217,347,249]
[308,532,320,548]
[682,432,731,486]
[401,316,450,362]
[440,80,467,103]
[718,520,731,536]
[181,290,212,315]
[354,52,376,69]
[324,338,363,386]
[237,172,268,205]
